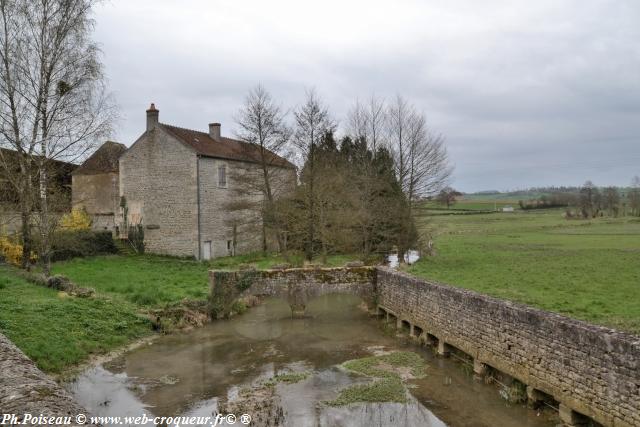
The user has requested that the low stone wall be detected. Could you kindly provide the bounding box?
[209,266,376,317]
[0,333,94,426]
[376,267,640,427]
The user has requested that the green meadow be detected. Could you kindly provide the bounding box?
[410,208,640,334]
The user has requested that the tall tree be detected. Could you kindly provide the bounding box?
[386,95,450,262]
[347,95,386,152]
[579,181,600,218]
[602,187,620,217]
[437,187,462,209]
[628,176,640,216]
[0,0,115,272]
[233,84,292,252]
[292,89,335,260]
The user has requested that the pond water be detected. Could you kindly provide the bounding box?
[67,295,558,427]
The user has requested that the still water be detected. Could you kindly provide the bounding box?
[67,295,558,427]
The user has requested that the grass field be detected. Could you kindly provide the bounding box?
[0,268,149,373]
[410,208,640,334]
[421,198,520,212]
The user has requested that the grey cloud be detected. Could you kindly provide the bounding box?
[93,0,640,192]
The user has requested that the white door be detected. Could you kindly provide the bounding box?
[203,241,212,260]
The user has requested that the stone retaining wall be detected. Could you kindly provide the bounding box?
[0,333,94,426]
[376,267,640,427]
[209,265,640,426]
[209,267,376,317]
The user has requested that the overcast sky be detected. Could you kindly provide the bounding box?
[93,0,640,192]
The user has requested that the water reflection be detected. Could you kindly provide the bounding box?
[68,295,557,427]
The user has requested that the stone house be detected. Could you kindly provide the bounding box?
[117,104,295,260]
[1,148,75,234]
[71,141,127,231]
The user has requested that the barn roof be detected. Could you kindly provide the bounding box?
[72,141,127,175]
[159,123,295,169]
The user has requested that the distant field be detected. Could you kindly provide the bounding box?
[411,207,640,334]
[421,198,520,212]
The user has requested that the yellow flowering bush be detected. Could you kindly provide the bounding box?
[60,208,91,230]
[0,235,36,266]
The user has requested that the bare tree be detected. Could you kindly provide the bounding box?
[347,95,386,152]
[233,84,293,252]
[387,95,412,197]
[0,0,115,273]
[437,187,462,209]
[404,112,451,204]
[292,89,335,260]
[602,187,620,217]
[628,176,640,216]
[386,95,450,262]
[579,180,601,218]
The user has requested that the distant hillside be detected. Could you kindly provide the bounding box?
[465,186,634,201]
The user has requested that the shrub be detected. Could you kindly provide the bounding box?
[0,235,37,266]
[59,208,92,230]
[48,230,117,262]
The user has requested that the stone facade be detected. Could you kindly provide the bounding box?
[208,266,640,427]
[71,172,119,231]
[0,333,96,426]
[198,157,261,259]
[118,105,295,259]
[71,141,127,232]
[119,129,199,257]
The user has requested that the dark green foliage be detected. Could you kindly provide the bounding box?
[280,131,417,258]
[48,230,117,262]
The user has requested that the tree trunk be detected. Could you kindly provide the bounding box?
[19,207,32,270]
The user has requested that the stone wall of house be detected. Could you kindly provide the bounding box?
[197,157,262,259]
[119,129,198,257]
[198,157,296,259]
[376,267,640,427]
[0,333,95,426]
[71,172,119,231]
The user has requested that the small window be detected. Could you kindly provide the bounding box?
[218,165,227,188]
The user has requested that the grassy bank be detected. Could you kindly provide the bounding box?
[51,252,358,308]
[411,208,640,334]
[0,251,358,373]
[0,267,149,373]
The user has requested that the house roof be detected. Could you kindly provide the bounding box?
[159,123,295,169]
[72,141,127,175]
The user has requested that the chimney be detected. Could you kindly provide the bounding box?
[146,103,159,131]
[209,122,221,141]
